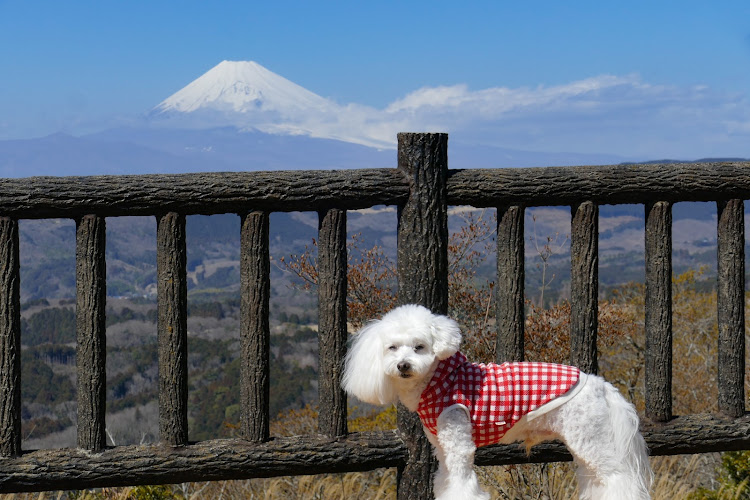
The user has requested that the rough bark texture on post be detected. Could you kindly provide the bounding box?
[645,201,673,422]
[396,132,449,500]
[317,208,348,438]
[717,199,745,417]
[76,214,107,452]
[570,201,598,374]
[397,133,449,314]
[496,204,525,362]
[157,212,188,446]
[240,211,270,442]
[0,217,20,457]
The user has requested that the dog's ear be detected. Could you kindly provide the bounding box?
[342,320,398,406]
[430,314,462,360]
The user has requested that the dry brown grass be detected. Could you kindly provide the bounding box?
[179,470,396,500]
[0,454,733,499]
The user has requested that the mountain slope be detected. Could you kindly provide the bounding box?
[87,127,394,171]
[0,133,219,176]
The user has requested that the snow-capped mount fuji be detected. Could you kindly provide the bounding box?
[148,60,393,148]
[152,60,334,116]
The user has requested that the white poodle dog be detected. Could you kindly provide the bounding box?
[343,304,652,500]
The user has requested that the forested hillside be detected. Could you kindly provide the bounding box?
[21,294,319,448]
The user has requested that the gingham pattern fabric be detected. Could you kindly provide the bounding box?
[416,352,580,447]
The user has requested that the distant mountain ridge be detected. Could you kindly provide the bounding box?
[0,127,640,178]
[620,157,749,165]
[15,200,727,303]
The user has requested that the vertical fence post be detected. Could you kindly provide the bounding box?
[76,214,107,451]
[157,212,188,446]
[240,211,270,442]
[570,201,598,374]
[0,217,20,457]
[396,132,448,500]
[318,208,348,438]
[717,199,745,417]
[496,204,525,362]
[645,201,673,422]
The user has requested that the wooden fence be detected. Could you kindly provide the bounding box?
[0,132,748,498]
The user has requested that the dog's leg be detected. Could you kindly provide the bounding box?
[425,433,451,499]
[433,406,490,500]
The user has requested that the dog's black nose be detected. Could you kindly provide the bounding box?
[397,361,411,373]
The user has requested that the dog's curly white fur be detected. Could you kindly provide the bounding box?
[343,304,652,500]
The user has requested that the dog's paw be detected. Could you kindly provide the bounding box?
[434,482,490,500]
[435,489,490,500]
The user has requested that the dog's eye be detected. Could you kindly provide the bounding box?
[387,345,397,351]
[415,344,425,351]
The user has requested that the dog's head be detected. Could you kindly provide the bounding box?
[342,304,462,405]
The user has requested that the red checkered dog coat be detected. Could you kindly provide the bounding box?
[417,352,580,447]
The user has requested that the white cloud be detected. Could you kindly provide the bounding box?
[385,75,638,116]
[332,74,750,159]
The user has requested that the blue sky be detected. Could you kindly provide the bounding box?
[2,0,750,159]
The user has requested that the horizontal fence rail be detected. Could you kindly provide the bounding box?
[448,162,750,206]
[1,162,750,218]
[1,415,750,492]
[0,133,748,496]
[0,170,409,218]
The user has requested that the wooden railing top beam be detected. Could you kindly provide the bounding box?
[449,161,750,207]
[0,169,408,218]
[2,161,750,218]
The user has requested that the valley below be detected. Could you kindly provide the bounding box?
[17,200,739,450]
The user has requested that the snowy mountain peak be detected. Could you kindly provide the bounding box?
[152,60,333,115]
[148,60,394,149]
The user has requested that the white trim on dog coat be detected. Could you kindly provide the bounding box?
[416,352,581,447]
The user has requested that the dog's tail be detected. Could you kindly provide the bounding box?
[603,380,653,499]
